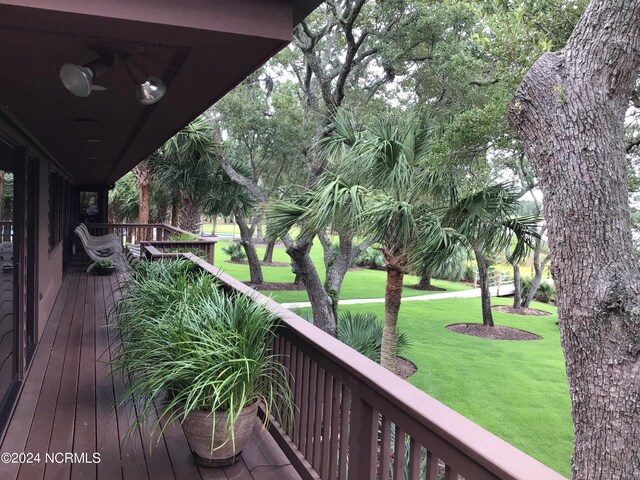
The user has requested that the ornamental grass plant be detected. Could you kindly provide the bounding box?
[110,259,292,450]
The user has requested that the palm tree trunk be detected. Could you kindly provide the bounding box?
[473,244,494,327]
[179,196,201,233]
[263,238,276,263]
[235,213,263,284]
[133,159,152,240]
[418,272,431,289]
[171,199,180,227]
[512,263,522,309]
[380,266,403,372]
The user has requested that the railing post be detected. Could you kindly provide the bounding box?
[206,243,215,265]
[347,395,377,479]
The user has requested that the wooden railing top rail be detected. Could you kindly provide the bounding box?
[183,253,566,480]
[88,223,215,241]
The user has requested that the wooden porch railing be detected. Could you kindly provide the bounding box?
[87,223,216,265]
[175,254,566,480]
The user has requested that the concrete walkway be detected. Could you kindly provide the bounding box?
[280,284,515,309]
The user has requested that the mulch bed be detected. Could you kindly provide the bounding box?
[405,284,446,292]
[246,282,306,291]
[446,323,542,341]
[396,357,417,380]
[492,305,551,316]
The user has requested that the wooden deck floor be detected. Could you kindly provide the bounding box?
[0,259,300,480]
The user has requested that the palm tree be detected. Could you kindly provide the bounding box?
[108,173,139,223]
[270,111,454,371]
[415,184,540,326]
[151,117,219,233]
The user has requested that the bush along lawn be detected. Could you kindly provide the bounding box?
[339,297,572,477]
[213,240,472,303]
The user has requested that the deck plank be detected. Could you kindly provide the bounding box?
[70,273,97,480]
[43,271,87,480]
[0,271,73,480]
[0,259,299,480]
[16,272,81,480]
[95,274,124,480]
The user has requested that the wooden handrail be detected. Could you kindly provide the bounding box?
[178,254,566,480]
[87,223,216,263]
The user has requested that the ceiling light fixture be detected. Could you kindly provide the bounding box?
[124,59,166,105]
[60,55,167,105]
[60,56,113,97]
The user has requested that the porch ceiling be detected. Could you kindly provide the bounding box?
[0,0,316,186]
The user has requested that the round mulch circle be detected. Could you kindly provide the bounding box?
[446,323,541,341]
[492,305,551,316]
[246,282,306,291]
[396,357,417,380]
[405,284,446,292]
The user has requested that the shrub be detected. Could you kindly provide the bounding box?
[536,281,556,304]
[352,247,384,269]
[111,259,292,442]
[521,277,556,304]
[222,242,246,261]
[169,232,199,241]
[462,265,477,283]
[337,311,409,363]
[95,259,114,269]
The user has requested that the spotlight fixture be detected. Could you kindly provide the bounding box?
[60,55,166,105]
[60,57,113,97]
[125,59,166,105]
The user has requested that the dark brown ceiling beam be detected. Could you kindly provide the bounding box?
[0,0,293,41]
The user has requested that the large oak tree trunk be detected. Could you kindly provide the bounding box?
[235,212,263,285]
[508,1,640,478]
[284,235,336,335]
[380,265,403,372]
[473,244,494,327]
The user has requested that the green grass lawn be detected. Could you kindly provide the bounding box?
[212,239,472,302]
[210,236,570,475]
[335,298,572,477]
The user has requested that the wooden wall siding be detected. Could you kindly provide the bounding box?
[183,254,568,480]
[0,256,299,480]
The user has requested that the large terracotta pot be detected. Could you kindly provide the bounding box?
[182,402,259,467]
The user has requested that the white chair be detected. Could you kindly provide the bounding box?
[77,224,122,250]
[74,228,128,272]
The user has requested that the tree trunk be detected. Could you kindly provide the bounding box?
[418,272,431,289]
[235,213,263,284]
[171,200,180,227]
[522,243,551,308]
[179,196,201,233]
[473,244,494,327]
[263,238,276,263]
[508,1,640,477]
[133,159,153,240]
[380,266,403,372]
[512,263,522,310]
[284,234,336,335]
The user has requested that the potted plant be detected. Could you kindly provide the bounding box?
[94,259,116,275]
[111,259,291,467]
